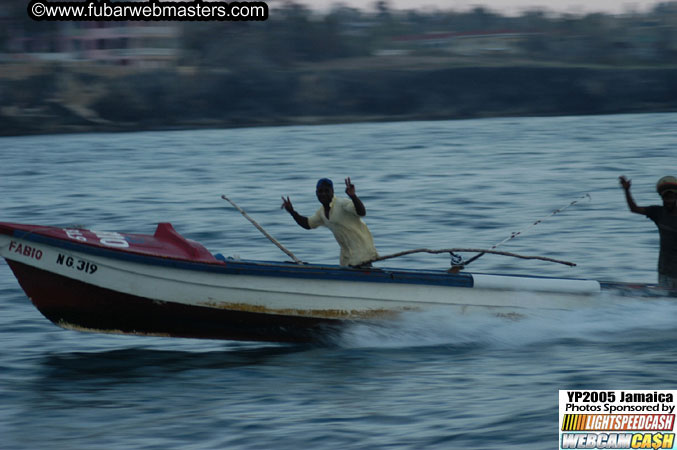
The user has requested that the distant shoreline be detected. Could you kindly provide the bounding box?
[6,109,677,138]
[3,63,677,137]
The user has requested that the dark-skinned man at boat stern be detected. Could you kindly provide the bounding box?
[620,175,677,288]
[281,178,379,267]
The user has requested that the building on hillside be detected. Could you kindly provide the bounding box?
[389,30,540,57]
[0,0,181,67]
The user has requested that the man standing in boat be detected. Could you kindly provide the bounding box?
[281,178,379,267]
[619,175,677,288]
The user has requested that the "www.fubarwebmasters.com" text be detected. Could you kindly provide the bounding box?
[28,0,269,21]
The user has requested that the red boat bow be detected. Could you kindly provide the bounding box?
[0,222,220,264]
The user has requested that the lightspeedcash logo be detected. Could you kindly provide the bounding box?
[559,391,677,449]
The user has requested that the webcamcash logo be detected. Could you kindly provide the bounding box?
[560,391,677,449]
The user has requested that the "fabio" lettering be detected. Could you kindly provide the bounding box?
[8,241,43,260]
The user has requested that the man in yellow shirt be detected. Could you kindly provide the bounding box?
[281,178,379,267]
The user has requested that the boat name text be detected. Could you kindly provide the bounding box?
[56,253,98,274]
[8,241,43,260]
[64,229,129,248]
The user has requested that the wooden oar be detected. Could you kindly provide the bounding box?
[221,195,303,264]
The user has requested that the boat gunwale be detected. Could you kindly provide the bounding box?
[2,226,480,287]
[0,223,618,291]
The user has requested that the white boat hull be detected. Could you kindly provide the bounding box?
[1,221,663,342]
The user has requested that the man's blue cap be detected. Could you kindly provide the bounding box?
[316,178,333,189]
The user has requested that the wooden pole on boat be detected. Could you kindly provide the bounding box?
[463,193,591,266]
[221,195,303,264]
[364,248,576,267]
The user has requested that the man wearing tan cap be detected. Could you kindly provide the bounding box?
[619,175,677,288]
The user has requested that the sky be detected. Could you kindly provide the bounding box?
[301,0,666,16]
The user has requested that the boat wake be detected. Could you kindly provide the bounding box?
[334,292,677,350]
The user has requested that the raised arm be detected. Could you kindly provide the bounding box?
[345,177,366,216]
[281,196,311,229]
[619,176,647,215]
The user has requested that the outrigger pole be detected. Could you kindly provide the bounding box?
[221,195,304,265]
[363,248,576,267]
[360,193,590,269]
